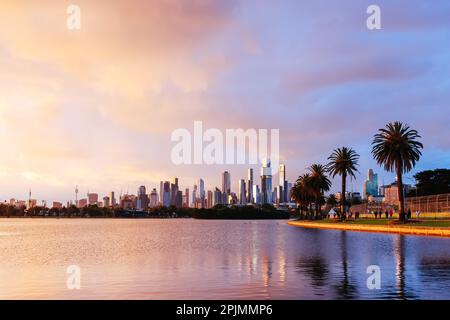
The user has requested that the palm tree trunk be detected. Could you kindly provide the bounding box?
[396,164,405,222]
[341,172,346,218]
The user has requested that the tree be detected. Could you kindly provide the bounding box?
[308,164,331,217]
[410,169,450,196]
[326,147,359,217]
[291,174,315,218]
[326,194,338,208]
[372,121,423,222]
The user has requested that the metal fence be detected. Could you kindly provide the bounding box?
[350,193,450,216]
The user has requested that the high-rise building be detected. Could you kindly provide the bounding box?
[279,164,287,203]
[260,158,272,204]
[247,168,253,204]
[222,171,231,203]
[253,185,261,204]
[109,191,116,207]
[238,179,246,205]
[192,184,197,207]
[363,169,378,198]
[163,181,171,207]
[103,196,110,208]
[213,187,223,206]
[198,179,205,199]
[87,193,98,205]
[184,188,190,207]
[207,190,213,208]
[137,185,149,210]
[150,188,158,207]
[159,181,164,205]
[170,178,179,206]
[175,190,183,208]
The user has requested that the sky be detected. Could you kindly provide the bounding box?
[0,0,449,204]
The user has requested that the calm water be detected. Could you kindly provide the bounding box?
[0,219,449,299]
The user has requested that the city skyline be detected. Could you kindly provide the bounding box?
[1,1,449,203]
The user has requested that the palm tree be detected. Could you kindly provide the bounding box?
[291,173,315,218]
[326,194,338,208]
[308,164,332,218]
[372,122,423,222]
[326,147,359,217]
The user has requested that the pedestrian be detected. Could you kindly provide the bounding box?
[389,209,394,219]
[407,209,412,220]
[385,210,388,219]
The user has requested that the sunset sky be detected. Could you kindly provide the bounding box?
[0,0,449,203]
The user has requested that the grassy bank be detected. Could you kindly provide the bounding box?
[288,219,450,237]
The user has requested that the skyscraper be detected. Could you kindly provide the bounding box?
[159,181,164,205]
[261,158,272,204]
[222,171,231,204]
[184,188,190,207]
[213,187,223,206]
[198,178,205,208]
[363,169,378,198]
[247,168,253,204]
[87,193,98,205]
[238,179,246,205]
[279,163,287,204]
[137,185,149,210]
[163,181,171,207]
[109,191,116,207]
[150,188,158,207]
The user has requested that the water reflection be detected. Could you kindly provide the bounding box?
[0,219,448,299]
[335,231,357,299]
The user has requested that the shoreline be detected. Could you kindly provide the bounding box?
[288,220,450,238]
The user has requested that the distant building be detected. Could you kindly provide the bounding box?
[213,188,223,206]
[52,201,63,209]
[247,168,253,204]
[150,188,158,208]
[279,164,287,203]
[163,181,171,207]
[120,194,136,210]
[363,169,378,198]
[207,190,213,209]
[77,198,87,208]
[383,182,412,205]
[87,193,98,205]
[238,179,246,205]
[183,188,189,208]
[222,171,231,203]
[103,196,110,208]
[260,158,272,204]
[136,185,149,210]
[109,191,116,207]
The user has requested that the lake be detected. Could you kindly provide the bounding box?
[0,219,449,299]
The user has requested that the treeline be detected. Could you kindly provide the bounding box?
[0,203,289,219]
[192,204,290,219]
[408,169,450,197]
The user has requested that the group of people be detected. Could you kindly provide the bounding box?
[372,208,420,220]
[372,209,394,219]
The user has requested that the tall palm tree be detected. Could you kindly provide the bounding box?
[326,147,359,216]
[372,122,423,222]
[291,173,315,218]
[308,164,332,217]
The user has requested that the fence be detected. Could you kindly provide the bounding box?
[350,193,450,219]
